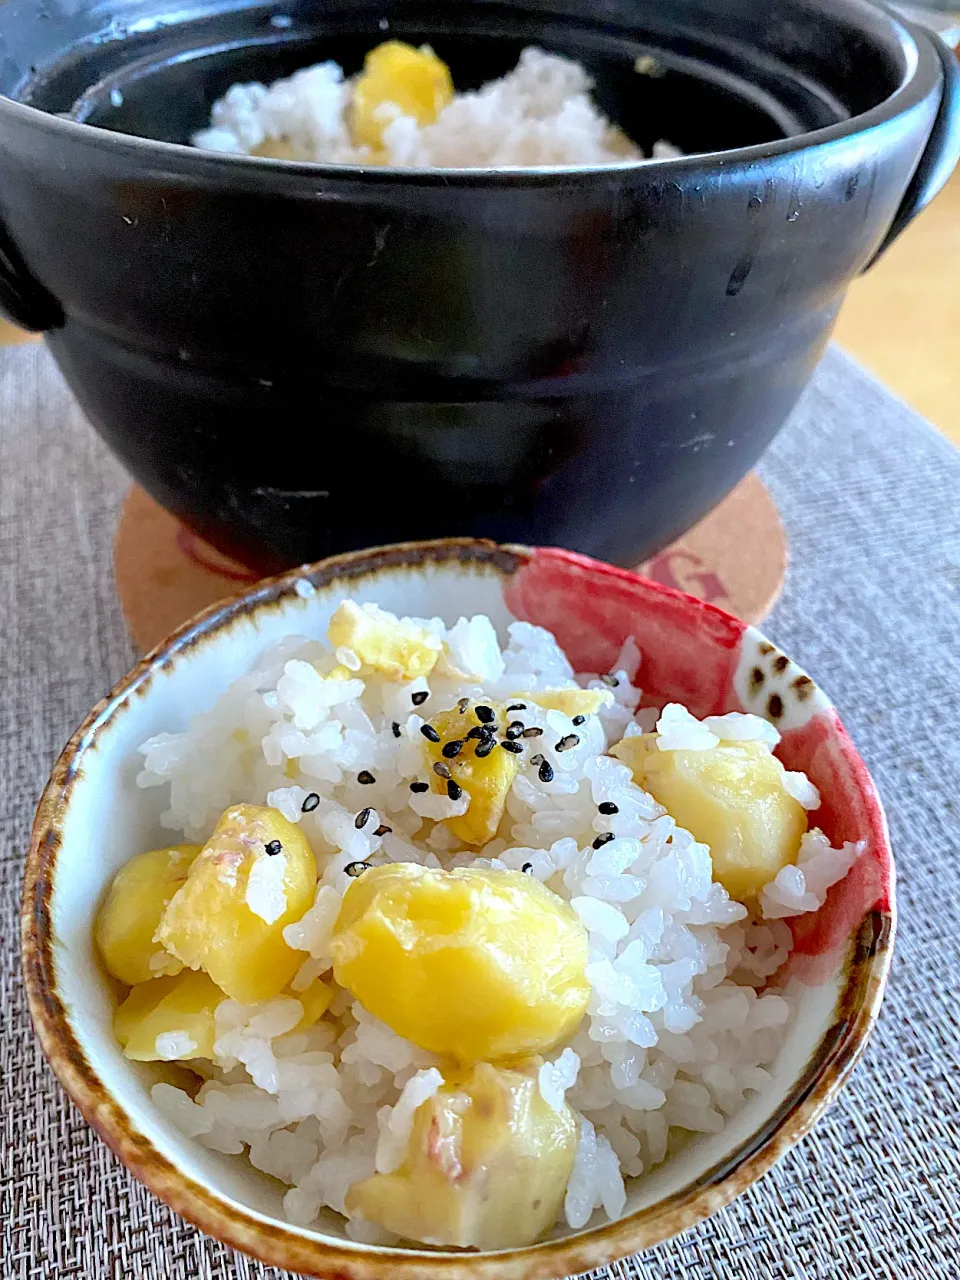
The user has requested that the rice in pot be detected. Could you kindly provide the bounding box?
[194,45,680,169]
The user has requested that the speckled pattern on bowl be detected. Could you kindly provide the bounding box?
[22,539,894,1280]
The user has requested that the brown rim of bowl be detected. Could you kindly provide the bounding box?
[22,537,896,1280]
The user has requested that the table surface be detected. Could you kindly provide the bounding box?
[2,345,960,1279]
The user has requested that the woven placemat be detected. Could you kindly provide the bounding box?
[3,344,959,1278]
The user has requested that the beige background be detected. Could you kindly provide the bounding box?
[2,169,958,446]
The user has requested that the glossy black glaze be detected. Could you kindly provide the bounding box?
[0,0,957,571]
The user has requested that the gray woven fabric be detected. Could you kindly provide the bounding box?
[2,344,959,1279]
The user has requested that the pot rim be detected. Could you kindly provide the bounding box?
[22,536,895,1280]
[0,3,938,186]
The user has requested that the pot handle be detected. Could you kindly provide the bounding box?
[0,218,64,332]
[866,28,960,267]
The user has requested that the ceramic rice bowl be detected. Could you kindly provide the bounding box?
[22,539,894,1279]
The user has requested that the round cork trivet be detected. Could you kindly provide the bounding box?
[115,474,787,653]
[637,473,788,625]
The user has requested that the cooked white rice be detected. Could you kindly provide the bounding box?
[193,46,680,168]
[139,601,860,1241]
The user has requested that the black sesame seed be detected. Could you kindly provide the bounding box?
[301,793,321,813]
[410,781,429,793]
[598,802,619,815]
[572,715,586,726]
[475,738,496,758]
[442,739,465,759]
[538,759,555,783]
[465,725,485,741]
[501,740,523,755]
[457,697,470,713]
[433,761,452,779]
[357,770,376,785]
[265,839,283,856]
[373,824,392,837]
[521,862,533,873]
[601,674,619,688]
[592,832,615,849]
[344,861,371,877]
[475,705,495,724]
[411,690,429,706]
[556,734,579,752]
[522,726,543,738]
[419,724,441,743]
[354,807,373,830]
[507,703,527,712]
[505,721,525,739]
[447,779,463,801]
[530,753,545,767]
[391,721,402,738]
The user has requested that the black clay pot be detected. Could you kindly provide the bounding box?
[0,1,957,572]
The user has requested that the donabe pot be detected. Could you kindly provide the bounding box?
[0,0,957,571]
